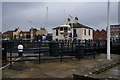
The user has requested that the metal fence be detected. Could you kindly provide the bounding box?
[2,40,120,68]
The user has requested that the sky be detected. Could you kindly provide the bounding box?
[2,2,119,33]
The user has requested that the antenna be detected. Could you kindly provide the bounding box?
[46,7,48,28]
[64,9,65,24]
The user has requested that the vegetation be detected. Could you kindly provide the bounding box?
[13,35,17,40]
[22,35,25,39]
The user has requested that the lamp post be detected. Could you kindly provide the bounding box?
[107,0,111,60]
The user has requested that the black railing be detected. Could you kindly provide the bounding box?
[2,40,120,68]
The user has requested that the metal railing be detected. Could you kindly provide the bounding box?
[2,40,120,68]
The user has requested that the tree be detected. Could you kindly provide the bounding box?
[10,36,13,40]
[34,34,37,40]
[14,35,17,40]
[26,34,31,39]
[22,35,25,39]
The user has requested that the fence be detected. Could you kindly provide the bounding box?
[2,40,120,68]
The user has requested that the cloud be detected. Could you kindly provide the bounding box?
[2,2,118,33]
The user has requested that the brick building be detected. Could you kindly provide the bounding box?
[93,29,107,40]
[29,28,37,40]
[110,25,120,40]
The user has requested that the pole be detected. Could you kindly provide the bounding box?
[72,23,73,41]
[107,0,111,60]
[46,7,48,27]
[64,9,65,23]
[69,15,73,41]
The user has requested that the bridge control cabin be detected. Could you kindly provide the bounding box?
[52,17,93,41]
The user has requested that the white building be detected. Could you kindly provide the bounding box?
[52,17,93,40]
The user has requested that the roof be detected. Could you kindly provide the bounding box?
[3,30,14,34]
[53,23,93,30]
[110,25,120,27]
[29,28,37,31]
[19,31,30,34]
[53,27,59,30]
[60,25,71,27]
[69,23,93,29]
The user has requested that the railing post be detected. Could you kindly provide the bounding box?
[93,42,97,59]
[72,41,73,52]
[39,41,41,64]
[60,42,64,62]
[9,41,12,68]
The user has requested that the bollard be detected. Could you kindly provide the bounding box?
[18,44,23,57]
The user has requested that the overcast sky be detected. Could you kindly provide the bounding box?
[2,2,118,33]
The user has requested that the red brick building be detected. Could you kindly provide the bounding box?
[93,29,107,40]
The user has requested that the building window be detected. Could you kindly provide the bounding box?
[89,30,90,36]
[96,35,99,37]
[73,29,76,35]
[84,29,86,35]
[56,30,58,36]
[101,34,104,37]
[56,38,58,41]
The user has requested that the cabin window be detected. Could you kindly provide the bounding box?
[60,27,63,31]
[64,27,68,32]
[56,30,58,36]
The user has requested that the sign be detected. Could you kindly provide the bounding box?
[69,33,72,37]
[74,34,77,37]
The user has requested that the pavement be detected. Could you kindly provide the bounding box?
[2,53,120,79]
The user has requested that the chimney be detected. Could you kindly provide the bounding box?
[75,17,78,23]
[67,17,71,24]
